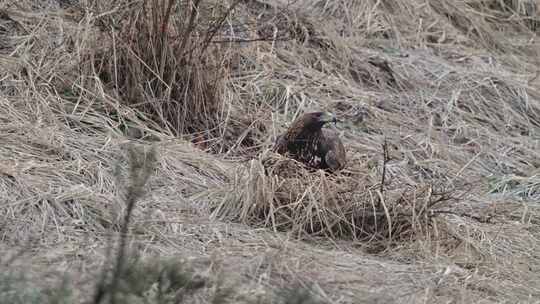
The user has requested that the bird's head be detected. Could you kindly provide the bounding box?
[303,111,338,129]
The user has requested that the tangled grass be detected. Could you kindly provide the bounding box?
[208,149,462,252]
[84,0,236,150]
[1,0,540,303]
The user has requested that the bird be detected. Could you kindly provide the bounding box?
[273,111,346,172]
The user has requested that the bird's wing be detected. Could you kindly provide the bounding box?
[272,133,287,153]
[321,129,347,171]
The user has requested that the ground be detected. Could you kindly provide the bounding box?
[1,0,540,303]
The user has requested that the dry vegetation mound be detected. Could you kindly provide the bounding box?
[209,149,460,253]
[1,0,540,303]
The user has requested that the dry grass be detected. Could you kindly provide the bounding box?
[207,149,461,252]
[85,0,238,150]
[1,0,540,303]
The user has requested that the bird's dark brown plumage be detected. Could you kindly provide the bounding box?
[273,112,346,172]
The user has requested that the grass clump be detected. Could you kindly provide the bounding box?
[89,0,237,142]
[208,149,458,251]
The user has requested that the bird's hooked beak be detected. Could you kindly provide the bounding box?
[320,112,338,125]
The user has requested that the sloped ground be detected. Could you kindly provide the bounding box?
[1,0,540,303]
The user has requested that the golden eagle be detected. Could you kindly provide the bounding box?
[273,112,346,172]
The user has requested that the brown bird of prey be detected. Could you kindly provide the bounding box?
[273,112,346,172]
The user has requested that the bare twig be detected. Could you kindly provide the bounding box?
[379,137,389,196]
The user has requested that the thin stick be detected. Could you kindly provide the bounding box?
[380,137,389,196]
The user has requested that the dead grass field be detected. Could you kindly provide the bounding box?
[1,0,540,303]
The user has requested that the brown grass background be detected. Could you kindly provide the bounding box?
[1,0,540,303]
